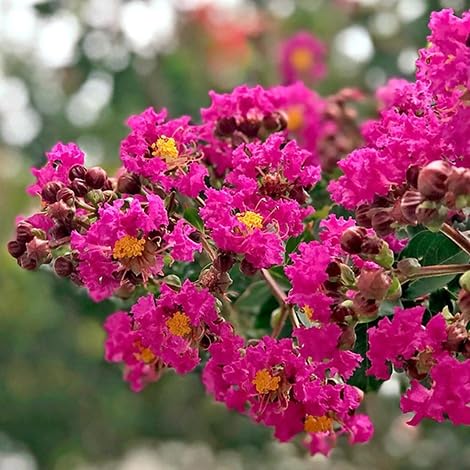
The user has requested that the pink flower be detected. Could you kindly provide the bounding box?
[200,85,284,173]
[271,82,325,164]
[104,311,164,392]
[165,219,202,262]
[279,32,327,85]
[120,107,207,197]
[71,195,170,301]
[28,142,85,196]
[286,241,334,322]
[200,188,284,269]
[367,307,447,380]
[400,355,470,426]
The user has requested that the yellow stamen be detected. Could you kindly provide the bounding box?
[286,105,304,132]
[151,136,179,162]
[290,47,314,72]
[166,311,192,337]
[134,341,156,364]
[252,368,281,394]
[302,305,314,320]
[113,235,146,259]
[237,211,264,231]
[304,415,333,434]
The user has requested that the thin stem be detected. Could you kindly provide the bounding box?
[261,269,300,336]
[403,263,470,281]
[440,223,470,256]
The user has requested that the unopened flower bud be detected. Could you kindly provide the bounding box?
[47,200,75,223]
[85,189,105,206]
[416,201,447,231]
[41,181,65,204]
[447,167,470,197]
[352,293,379,322]
[400,191,423,223]
[374,243,394,269]
[215,117,237,137]
[385,275,402,300]
[16,222,34,243]
[361,237,384,256]
[56,187,75,205]
[262,112,287,132]
[25,237,51,265]
[355,204,372,228]
[445,318,468,351]
[117,172,141,194]
[238,118,260,138]
[417,160,452,200]
[162,274,182,288]
[54,256,74,277]
[338,324,356,350]
[85,167,107,189]
[7,239,26,258]
[332,302,355,323]
[71,178,88,196]
[240,258,258,276]
[406,165,420,188]
[458,289,470,316]
[459,271,470,293]
[270,307,283,329]
[214,252,236,272]
[69,164,87,181]
[340,226,367,254]
[18,255,38,271]
[371,210,394,237]
[326,260,342,278]
[49,223,71,241]
[357,268,392,300]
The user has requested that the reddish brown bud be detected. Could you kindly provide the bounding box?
[69,164,87,181]
[238,119,260,138]
[445,319,468,351]
[326,260,342,278]
[85,167,107,189]
[400,191,423,223]
[117,172,141,194]
[446,167,470,198]
[214,252,236,272]
[352,293,379,321]
[338,324,356,350]
[417,160,452,200]
[54,256,75,277]
[357,268,392,300]
[16,222,34,243]
[18,255,38,271]
[406,165,420,188]
[361,237,384,256]
[25,238,51,265]
[56,187,75,205]
[215,117,237,137]
[41,181,65,204]
[355,204,372,228]
[240,259,258,276]
[340,227,367,254]
[47,200,75,223]
[7,239,26,258]
[371,210,394,237]
[70,178,88,196]
[262,112,287,132]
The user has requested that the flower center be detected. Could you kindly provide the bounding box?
[237,211,264,231]
[151,136,179,162]
[286,105,304,132]
[252,368,281,394]
[290,47,314,72]
[304,415,333,434]
[113,235,146,259]
[134,341,156,364]
[303,305,314,320]
[166,311,192,337]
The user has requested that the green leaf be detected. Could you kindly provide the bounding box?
[234,280,272,315]
[183,207,204,231]
[348,323,384,393]
[401,231,470,299]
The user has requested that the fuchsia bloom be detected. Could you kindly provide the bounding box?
[416,9,470,99]
[279,32,327,85]
[401,355,470,426]
[226,133,320,237]
[367,306,447,380]
[203,332,372,456]
[105,280,220,391]
[28,142,85,196]
[286,241,334,322]
[200,85,284,173]
[71,195,201,301]
[120,107,208,197]
[200,188,284,269]
[271,82,325,163]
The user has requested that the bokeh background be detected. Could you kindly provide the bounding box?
[1,0,470,468]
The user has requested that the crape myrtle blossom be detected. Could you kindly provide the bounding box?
[105,280,220,391]
[203,332,372,456]
[71,195,201,301]
[120,107,208,197]
[367,306,470,426]
[279,31,327,85]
